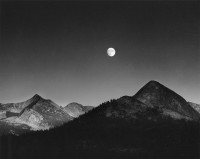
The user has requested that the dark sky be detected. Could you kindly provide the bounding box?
[0,1,199,106]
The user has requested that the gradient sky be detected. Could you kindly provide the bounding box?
[0,1,199,106]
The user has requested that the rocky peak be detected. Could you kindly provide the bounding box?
[31,94,42,101]
[134,80,200,120]
[134,80,165,97]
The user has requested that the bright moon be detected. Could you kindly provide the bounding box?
[107,48,116,57]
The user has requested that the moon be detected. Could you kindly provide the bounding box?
[107,48,116,57]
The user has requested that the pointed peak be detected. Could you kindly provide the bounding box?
[33,94,41,98]
[146,80,163,86]
[31,94,43,101]
[134,80,200,120]
[139,80,166,91]
[134,80,165,97]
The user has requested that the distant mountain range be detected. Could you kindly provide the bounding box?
[64,102,93,117]
[0,80,200,159]
[0,80,199,136]
[0,95,93,134]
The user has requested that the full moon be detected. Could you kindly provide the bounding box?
[107,48,116,57]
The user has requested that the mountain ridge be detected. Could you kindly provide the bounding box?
[0,80,199,136]
[0,94,73,132]
[134,80,200,120]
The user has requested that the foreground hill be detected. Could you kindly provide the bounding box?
[0,80,199,159]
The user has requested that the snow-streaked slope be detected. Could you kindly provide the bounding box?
[0,94,73,134]
[19,94,73,129]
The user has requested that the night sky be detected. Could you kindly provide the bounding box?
[0,1,199,106]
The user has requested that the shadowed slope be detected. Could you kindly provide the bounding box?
[134,81,200,120]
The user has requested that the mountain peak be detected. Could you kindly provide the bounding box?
[146,80,162,86]
[142,80,165,90]
[27,94,43,104]
[33,94,41,98]
[134,80,200,120]
[134,80,166,100]
[31,94,43,101]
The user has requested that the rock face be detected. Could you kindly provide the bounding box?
[188,102,200,114]
[18,109,48,130]
[0,94,74,132]
[0,94,43,113]
[64,102,93,118]
[19,94,73,128]
[0,94,94,134]
[134,81,200,120]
